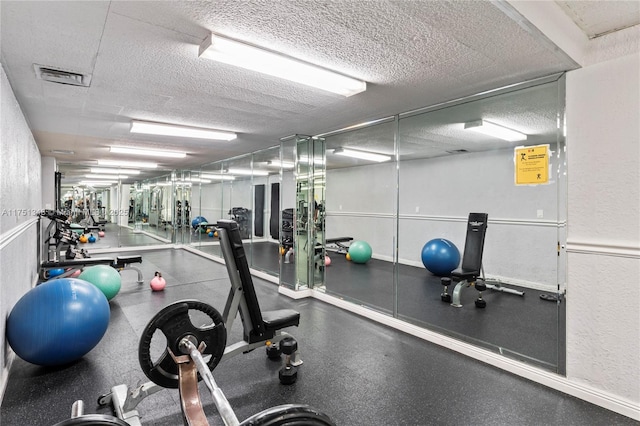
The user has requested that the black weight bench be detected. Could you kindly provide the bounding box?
[326,237,353,254]
[441,213,524,308]
[41,256,144,284]
[102,220,301,425]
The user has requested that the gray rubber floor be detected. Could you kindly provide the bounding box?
[2,248,636,425]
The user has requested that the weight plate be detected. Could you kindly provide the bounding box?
[52,414,129,426]
[240,404,336,426]
[138,300,227,389]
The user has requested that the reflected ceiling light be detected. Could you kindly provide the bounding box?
[185,177,212,184]
[86,174,128,179]
[333,148,391,162]
[130,120,237,141]
[298,155,325,165]
[97,159,158,168]
[91,167,141,175]
[464,120,527,142]
[109,146,187,158]
[199,33,367,97]
[266,160,295,169]
[227,168,269,176]
[200,174,236,181]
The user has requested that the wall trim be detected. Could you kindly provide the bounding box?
[89,244,176,255]
[567,240,640,259]
[307,289,639,421]
[0,217,39,251]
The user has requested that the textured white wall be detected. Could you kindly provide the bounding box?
[0,65,42,400]
[566,52,640,405]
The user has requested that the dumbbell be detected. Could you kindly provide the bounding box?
[279,337,298,385]
[440,277,452,303]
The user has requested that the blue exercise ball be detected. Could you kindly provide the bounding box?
[47,268,65,279]
[191,216,208,230]
[421,238,460,276]
[6,278,110,366]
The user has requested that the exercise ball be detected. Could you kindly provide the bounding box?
[98,231,105,238]
[348,241,372,264]
[324,256,331,266]
[48,268,65,278]
[191,216,208,230]
[79,265,122,301]
[88,234,97,243]
[6,278,110,366]
[150,272,166,292]
[421,238,460,276]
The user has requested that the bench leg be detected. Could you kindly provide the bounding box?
[451,280,470,308]
[119,266,144,284]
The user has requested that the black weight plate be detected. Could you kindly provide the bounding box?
[138,300,227,389]
[240,404,336,426]
[52,414,129,426]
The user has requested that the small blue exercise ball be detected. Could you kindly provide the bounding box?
[421,238,460,276]
[6,278,110,366]
[47,268,65,279]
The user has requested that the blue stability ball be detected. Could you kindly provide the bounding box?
[191,216,208,230]
[47,268,65,278]
[6,278,110,366]
[421,238,461,276]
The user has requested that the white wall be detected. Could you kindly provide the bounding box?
[0,64,42,401]
[40,156,56,210]
[326,147,560,289]
[566,52,640,405]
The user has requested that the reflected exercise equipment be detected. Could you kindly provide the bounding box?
[440,213,524,308]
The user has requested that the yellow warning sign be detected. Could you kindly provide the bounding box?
[515,145,549,185]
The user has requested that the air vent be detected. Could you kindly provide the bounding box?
[446,149,468,154]
[34,64,92,87]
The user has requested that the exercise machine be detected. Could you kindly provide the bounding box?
[441,213,524,308]
[325,237,353,254]
[98,220,303,425]
[228,207,251,239]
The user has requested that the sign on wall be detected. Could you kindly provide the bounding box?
[514,144,550,185]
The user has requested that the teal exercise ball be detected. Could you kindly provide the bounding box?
[348,241,372,264]
[79,265,122,301]
[7,278,110,366]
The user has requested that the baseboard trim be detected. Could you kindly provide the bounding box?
[309,289,640,421]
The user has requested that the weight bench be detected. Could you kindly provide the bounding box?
[325,237,353,254]
[41,256,144,284]
[99,220,301,426]
[441,213,524,308]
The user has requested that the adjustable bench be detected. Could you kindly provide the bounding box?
[41,256,144,284]
[100,220,302,426]
[325,237,353,254]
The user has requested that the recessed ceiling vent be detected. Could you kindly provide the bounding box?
[34,64,92,87]
[446,149,468,154]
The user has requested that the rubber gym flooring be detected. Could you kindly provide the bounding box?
[3,248,635,425]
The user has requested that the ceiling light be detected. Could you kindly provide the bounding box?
[97,159,158,168]
[199,33,367,97]
[184,177,212,184]
[266,160,295,169]
[464,120,527,142]
[109,146,187,158]
[91,167,141,175]
[227,168,269,176]
[200,174,236,181]
[333,148,391,162]
[86,174,128,179]
[130,120,237,141]
[51,149,75,155]
[80,181,117,186]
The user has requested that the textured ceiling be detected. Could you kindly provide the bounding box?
[556,0,640,38]
[0,0,629,184]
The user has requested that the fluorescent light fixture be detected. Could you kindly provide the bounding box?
[185,177,212,184]
[86,174,128,179]
[97,159,158,168]
[130,120,237,141]
[266,160,295,169]
[298,155,325,165]
[199,33,367,97]
[464,120,527,142]
[110,146,187,158]
[80,181,117,186]
[91,167,141,175]
[333,148,391,162]
[200,174,236,181]
[227,168,269,176]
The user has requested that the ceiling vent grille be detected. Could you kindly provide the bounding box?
[34,64,92,87]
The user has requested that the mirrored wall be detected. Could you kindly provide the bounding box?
[320,74,566,372]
